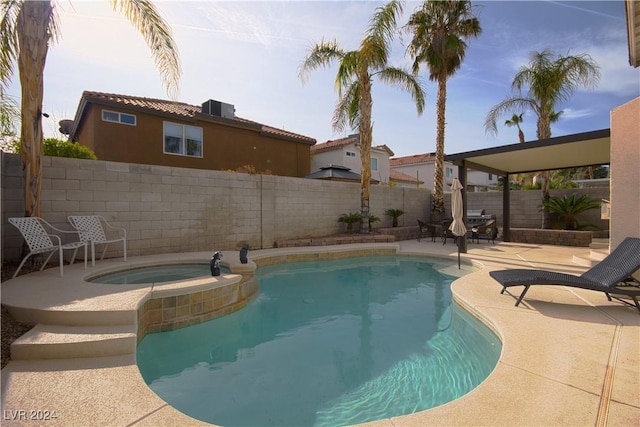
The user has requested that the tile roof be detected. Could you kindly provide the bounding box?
[311,135,358,153]
[389,169,424,184]
[311,134,395,156]
[390,153,436,166]
[75,91,316,145]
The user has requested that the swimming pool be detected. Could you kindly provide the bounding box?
[88,264,229,285]
[137,256,501,426]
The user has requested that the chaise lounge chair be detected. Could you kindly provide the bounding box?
[489,237,640,313]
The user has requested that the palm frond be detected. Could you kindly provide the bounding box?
[298,38,346,83]
[332,81,359,134]
[0,0,21,89]
[484,97,538,135]
[110,0,181,99]
[365,0,402,52]
[406,0,481,80]
[376,66,425,115]
[334,50,358,96]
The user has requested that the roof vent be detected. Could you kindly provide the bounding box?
[202,100,235,119]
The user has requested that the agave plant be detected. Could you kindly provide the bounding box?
[540,194,601,230]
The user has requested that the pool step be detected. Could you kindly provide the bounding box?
[11,324,137,360]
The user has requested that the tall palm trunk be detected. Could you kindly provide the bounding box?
[537,114,552,228]
[358,69,373,233]
[17,1,52,217]
[432,74,447,216]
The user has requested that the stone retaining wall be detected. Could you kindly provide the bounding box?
[509,228,592,247]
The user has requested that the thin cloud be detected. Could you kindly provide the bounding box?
[546,1,625,21]
[559,108,594,120]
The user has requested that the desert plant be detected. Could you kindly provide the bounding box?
[368,214,381,227]
[384,208,405,227]
[338,212,362,233]
[539,193,601,230]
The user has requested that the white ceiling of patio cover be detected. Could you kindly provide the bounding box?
[445,129,610,175]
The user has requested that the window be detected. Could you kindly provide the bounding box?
[102,109,136,126]
[346,151,356,157]
[488,173,493,181]
[163,122,203,157]
[371,157,378,171]
[446,167,453,178]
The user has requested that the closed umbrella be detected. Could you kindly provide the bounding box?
[449,178,467,268]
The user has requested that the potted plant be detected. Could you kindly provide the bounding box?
[338,212,362,233]
[384,209,404,227]
[539,194,601,230]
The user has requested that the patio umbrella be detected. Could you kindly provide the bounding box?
[449,178,467,268]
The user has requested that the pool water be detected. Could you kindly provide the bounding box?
[136,256,501,426]
[88,264,228,285]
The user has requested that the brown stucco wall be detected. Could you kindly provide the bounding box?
[75,104,312,177]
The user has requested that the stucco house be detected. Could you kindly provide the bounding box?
[390,153,498,192]
[389,169,424,188]
[66,91,316,177]
[310,134,394,184]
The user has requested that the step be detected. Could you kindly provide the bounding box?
[11,324,137,360]
[589,248,609,261]
[572,255,597,268]
[572,248,610,268]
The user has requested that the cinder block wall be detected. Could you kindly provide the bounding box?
[466,188,609,232]
[1,153,431,263]
[1,152,610,264]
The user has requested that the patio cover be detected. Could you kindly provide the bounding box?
[444,128,611,251]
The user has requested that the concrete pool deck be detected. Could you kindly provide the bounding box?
[1,240,639,426]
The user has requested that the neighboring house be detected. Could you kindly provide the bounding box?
[467,170,499,192]
[389,169,423,188]
[310,134,394,183]
[390,153,498,192]
[390,153,456,191]
[66,91,316,177]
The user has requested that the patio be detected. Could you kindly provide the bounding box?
[1,240,639,426]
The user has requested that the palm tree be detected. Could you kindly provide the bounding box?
[484,49,600,228]
[1,91,20,144]
[1,0,181,217]
[300,0,425,233]
[405,0,481,217]
[504,113,525,143]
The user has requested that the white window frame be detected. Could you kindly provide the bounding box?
[163,121,203,158]
[102,109,136,126]
[371,157,378,171]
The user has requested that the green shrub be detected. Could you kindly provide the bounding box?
[11,138,97,160]
[44,138,97,159]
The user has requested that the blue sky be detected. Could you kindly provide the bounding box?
[7,0,638,157]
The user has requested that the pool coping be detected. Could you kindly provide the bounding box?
[1,241,639,426]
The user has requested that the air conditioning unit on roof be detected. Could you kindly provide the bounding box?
[202,100,235,119]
